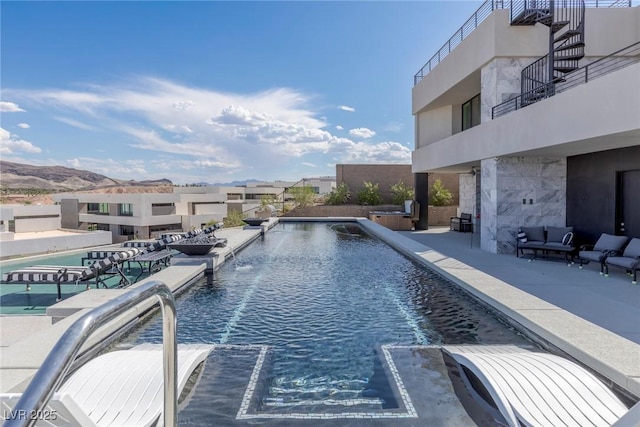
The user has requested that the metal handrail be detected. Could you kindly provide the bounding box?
[413,0,633,86]
[492,40,640,118]
[4,280,177,427]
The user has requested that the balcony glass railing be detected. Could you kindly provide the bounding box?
[413,0,633,86]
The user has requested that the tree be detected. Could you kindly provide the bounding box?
[325,183,351,205]
[390,181,415,205]
[429,179,453,206]
[357,182,382,205]
[288,185,316,208]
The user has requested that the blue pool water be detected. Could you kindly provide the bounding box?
[128,222,529,420]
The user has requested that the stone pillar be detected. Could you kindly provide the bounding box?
[481,157,566,254]
[459,173,476,218]
[414,173,429,230]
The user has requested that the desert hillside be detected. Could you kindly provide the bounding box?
[1,161,173,205]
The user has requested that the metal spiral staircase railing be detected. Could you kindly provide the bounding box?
[511,0,586,105]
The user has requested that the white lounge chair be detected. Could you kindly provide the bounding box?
[443,345,628,427]
[1,343,214,427]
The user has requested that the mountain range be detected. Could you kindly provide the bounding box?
[0,161,172,191]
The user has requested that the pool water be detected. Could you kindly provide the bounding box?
[128,223,530,422]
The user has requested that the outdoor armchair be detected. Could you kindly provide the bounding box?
[604,237,640,284]
[578,233,629,274]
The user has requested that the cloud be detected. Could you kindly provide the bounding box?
[5,77,410,180]
[0,127,42,154]
[54,116,95,130]
[17,123,31,129]
[382,121,404,133]
[337,105,355,112]
[349,127,376,139]
[301,162,317,167]
[335,125,343,130]
[0,101,26,112]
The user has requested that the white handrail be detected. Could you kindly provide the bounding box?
[4,280,177,427]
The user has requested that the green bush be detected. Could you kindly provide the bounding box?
[325,183,351,205]
[289,185,317,208]
[390,181,414,205]
[357,182,382,205]
[223,210,246,227]
[429,179,453,206]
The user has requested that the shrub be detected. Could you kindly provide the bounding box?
[223,210,246,228]
[325,183,351,205]
[357,182,382,205]
[390,181,415,205]
[429,179,453,206]
[288,185,317,208]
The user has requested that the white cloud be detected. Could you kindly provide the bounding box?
[301,162,317,167]
[335,125,343,131]
[349,127,376,139]
[382,121,404,133]
[337,105,355,112]
[0,101,25,112]
[17,123,31,129]
[54,116,95,130]
[5,77,410,180]
[0,127,41,154]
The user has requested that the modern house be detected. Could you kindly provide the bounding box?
[52,177,337,242]
[54,191,227,242]
[411,0,640,253]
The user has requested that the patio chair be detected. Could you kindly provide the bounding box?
[578,233,629,275]
[1,248,140,301]
[0,343,214,427]
[604,237,640,284]
[450,213,472,232]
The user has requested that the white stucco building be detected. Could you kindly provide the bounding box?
[412,1,640,253]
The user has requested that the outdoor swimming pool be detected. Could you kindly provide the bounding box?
[125,222,531,424]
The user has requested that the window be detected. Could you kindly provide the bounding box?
[87,223,109,231]
[462,94,481,131]
[88,203,109,214]
[119,203,133,216]
[120,225,134,236]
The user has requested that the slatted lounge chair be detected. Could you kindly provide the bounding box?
[0,343,214,427]
[1,249,140,301]
[443,345,628,427]
[604,237,640,284]
[578,233,629,274]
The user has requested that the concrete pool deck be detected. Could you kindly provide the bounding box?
[0,218,638,420]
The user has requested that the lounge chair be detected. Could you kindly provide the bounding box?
[0,343,214,427]
[1,248,140,301]
[578,233,629,274]
[604,237,640,284]
[443,345,628,427]
[450,213,472,232]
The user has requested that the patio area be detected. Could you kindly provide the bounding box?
[401,227,640,345]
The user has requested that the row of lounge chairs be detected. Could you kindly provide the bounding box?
[516,227,640,284]
[0,223,227,301]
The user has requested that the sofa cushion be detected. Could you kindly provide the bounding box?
[622,238,640,258]
[517,229,527,243]
[519,241,546,250]
[593,233,628,253]
[547,226,573,244]
[544,242,573,252]
[521,226,545,243]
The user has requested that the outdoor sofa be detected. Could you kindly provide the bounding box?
[603,237,640,284]
[516,226,575,263]
[578,233,629,275]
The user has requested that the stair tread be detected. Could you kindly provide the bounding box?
[554,41,585,52]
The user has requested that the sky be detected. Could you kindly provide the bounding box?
[1,1,483,185]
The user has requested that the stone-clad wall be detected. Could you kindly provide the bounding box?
[481,57,539,122]
[481,157,567,254]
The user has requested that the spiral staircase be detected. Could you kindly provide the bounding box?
[511,0,586,105]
